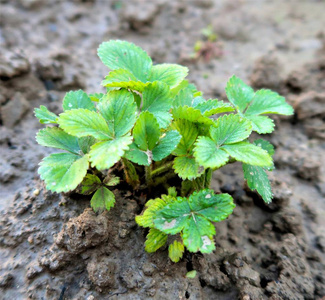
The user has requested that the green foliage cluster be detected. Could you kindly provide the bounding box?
[35,40,293,261]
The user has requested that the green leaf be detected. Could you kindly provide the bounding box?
[194,136,229,169]
[152,130,181,161]
[124,143,151,166]
[152,111,173,129]
[81,174,101,195]
[243,164,272,204]
[89,135,132,170]
[58,109,112,140]
[78,136,96,154]
[148,64,188,88]
[173,87,193,107]
[245,89,294,116]
[186,270,197,278]
[97,40,152,82]
[225,75,255,112]
[172,106,214,126]
[91,186,115,212]
[254,139,275,156]
[104,176,120,186]
[98,89,137,137]
[62,90,96,111]
[133,112,160,151]
[34,106,58,124]
[194,99,235,116]
[168,240,184,263]
[221,142,272,167]
[88,93,104,102]
[173,156,203,180]
[36,127,80,155]
[142,82,171,113]
[245,115,275,134]
[38,153,89,193]
[171,120,199,156]
[101,69,149,92]
[145,228,168,253]
[153,189,235,252]
[210,114,252,146]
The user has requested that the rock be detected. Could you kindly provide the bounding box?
[55,208,109,254]
[87,256,118,288]
[1,92,30,128]
[0,50,30,78]
[0,273,14,288]
[26,262,44,279]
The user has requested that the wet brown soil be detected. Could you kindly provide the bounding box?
[0,0,325,299]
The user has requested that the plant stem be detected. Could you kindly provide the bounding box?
[151,161,174,177]
[145,165,153,187]
[152,171,176,187]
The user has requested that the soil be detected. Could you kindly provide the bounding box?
[0,0,325,299]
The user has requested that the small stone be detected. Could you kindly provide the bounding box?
[33,189,40,196]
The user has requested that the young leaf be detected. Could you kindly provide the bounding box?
[152,130,181,161]
[62,90,96,111]
[210,114,252,146]
[124,143,151,166]
[172,106,214,126]
[221,142,272,167]
[34,106,58,124]
[78,136,96,154]
[98,89,137,137]
[153,189,235,252]
[89,135,132,170]
[101,69,149,92]
[58,109,112,140]
[168,240,184,263]
[173,156,203,180]
[145,228,168,253]
[194,99,234,116]
[148,64,188,88]
[245,115,275,134]
[194,136,229,169]
[133,112,160,151]
[245,89,294,116]
[38,153,89,193]
[97,40,152,82]
[36,127,80,155]
[81,174,101,195]
[186,270,197,279]
[91,186,115,212]
[225,75,254,112]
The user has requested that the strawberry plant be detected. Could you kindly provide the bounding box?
[35,40,293,262]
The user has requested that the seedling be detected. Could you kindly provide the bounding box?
[35,40,293,262]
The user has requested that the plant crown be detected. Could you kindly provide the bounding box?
[35,40,293,262]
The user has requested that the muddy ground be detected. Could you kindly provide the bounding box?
[0,0,325,299]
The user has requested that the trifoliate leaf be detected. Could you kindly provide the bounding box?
[153,189,235,253]
[148,64,188,88]
[97,40,152,82]
[133,112,160,151]
[225,75,254,112]
[243,164,272,204]
[152,130,181,161]
[78,136,96,154]
[91,186,115,212]
[210,114,252,146]
[38,153,89,193]
[89,135,132,170]
[172,106,214,126]
[245,89,294,116]
[186,270,197,278]
[194,136,229,169]
[88,93,104,102]
[145,228,168,253]
[36,127,80,155]
[34,106,58,124]
[171,120,199,156]
[245,115,275,134]
[124,143,151,166]
[62,90,96,112]
[80,174,101,195]
[98,89,137,137]
[168,240,184,263]
[173,156,203,180]
[194,99,234,116]
[101,69,149,92]
[221,142,272,167]
[58,109,112,140]
[142,82,171,113]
